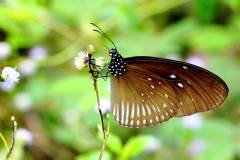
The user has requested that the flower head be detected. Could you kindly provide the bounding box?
[0,42,11,60]
[19,59,37,76]
[1,67,20,85]
[87,45,95,55]
[188,139,205,157]
[74,50,89,70]
[95,57,105,69]
[14,92,32,112]
[28,45,48,61]
[182,114,203,130]
[16,128,33,145]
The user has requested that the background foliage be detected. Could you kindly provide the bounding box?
[0,0,240,160]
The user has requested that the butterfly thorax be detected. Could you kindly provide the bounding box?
[108,49,126,76]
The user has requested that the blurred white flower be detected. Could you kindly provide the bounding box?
[1,67,20,85]
[188,139,205,157]
[74,51,88,70]
[0,42,11,59]
[16,128,33,145]
[186,54,205,68]
[97,98,110,114]
[166,54,181,61]
[144,136,161,152]
[14,92,32,112]
[182,114,203,130]
[95,57,105,69]
[28,46,48,61]
[19,59,37,76]
[62,109,81,125]
[0,81,15,92]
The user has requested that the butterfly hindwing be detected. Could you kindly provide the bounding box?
[111,64,179,128]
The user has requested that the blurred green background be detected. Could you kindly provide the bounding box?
[0,0,240,160]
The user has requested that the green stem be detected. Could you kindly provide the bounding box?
[0,131,9,154]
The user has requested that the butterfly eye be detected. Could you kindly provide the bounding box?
[109,48,117,57]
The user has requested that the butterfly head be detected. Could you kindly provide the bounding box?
[109,48,118,57]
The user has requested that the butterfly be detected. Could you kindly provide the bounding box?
[91,23,229,128]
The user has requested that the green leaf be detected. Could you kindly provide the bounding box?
[107,133,123,155]
[120,135,152,160]
[75,150,111,160]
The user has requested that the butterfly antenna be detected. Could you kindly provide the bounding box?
[90,23,116,49]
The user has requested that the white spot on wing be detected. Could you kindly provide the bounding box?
[151,85,155,89]
[152,105,157,112]
[180,102,183,106]
[146,104,151,115]
[177,83,184,88]
[116,104,120,122]
[156,116,159,121]
[137,105,140,117]
[142,106,146,116]
[121,103,124,124]
[163,103,167,108]
[156,106,161,112]
[141,93,144,97]
[143,119,146,125]
[150,119,153,123]
[165,94,168,98]
[131,104,135,118]
[125,102,129,125]
[113,105,116,116]
[147,77,152,81]
[137,120,140,126]
[130,120,134,126]
[170,74,176,79]
[183,66,188,69]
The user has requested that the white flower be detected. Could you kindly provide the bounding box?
[188,139,205,157]
[74,51,89,70]
[14,92,32,112]
[28,45,48,61]
[19,59,37,76]
[1,67,20,85]
[144,136,161,152]
[95,57,105,69]
[0,42,11,59]
[16,128,33,145]
[182,114,203,130]
[0,82,15,92]
[186,54,205,68]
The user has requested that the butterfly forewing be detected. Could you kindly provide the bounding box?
[125,57,228,117]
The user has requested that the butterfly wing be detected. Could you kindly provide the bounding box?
[111,64,178,128]
[110,56,228,128]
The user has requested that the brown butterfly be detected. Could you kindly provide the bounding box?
[91,23,229,128]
